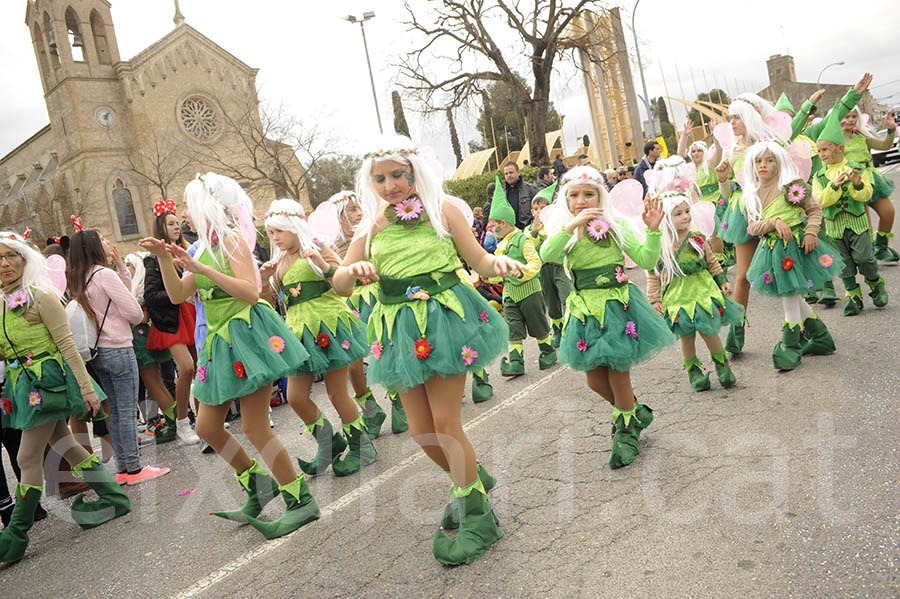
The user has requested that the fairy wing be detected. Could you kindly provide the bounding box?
[46,254,67,294]
[609,179,646,242]
[307,201,342,247]
[690,201,717,237]
[764,111,792,141]
[444,195,473,227]
[713,123,735,151]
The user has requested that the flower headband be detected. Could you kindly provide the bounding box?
[153,199,177,217]
[264,210,306,220]
[560,170,605,187]
[330,192,356,203]
[364,147,417,160]
[734,97,761,114]
[195,174,217,199]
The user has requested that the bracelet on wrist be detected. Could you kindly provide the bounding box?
[325,265,337,278]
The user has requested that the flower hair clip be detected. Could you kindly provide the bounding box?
[153,199,177,217]
[364,147,417,160]
[71,215,83,232]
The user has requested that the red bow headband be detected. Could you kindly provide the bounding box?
[153,199,177,217]
[71,215,83,232]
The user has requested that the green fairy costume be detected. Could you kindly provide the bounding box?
[0,289,105,429]
[131,323,171,370]
[365,216,508,392]
[191,248,310,404]
[541,223,676,373]
[719,150,755,246]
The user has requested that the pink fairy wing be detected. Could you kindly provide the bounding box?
[690,201,717,237]
[609,179,644,218]
[764,111,792,141]
[787,140,813,181]
[860,113,871,130]
[680,162,697,192]
[416,146,445,181]
[307,201,342,247]
[46,254,67,294]
[735,167,746,189]
[713,123,735,150]
[444,195,473,227]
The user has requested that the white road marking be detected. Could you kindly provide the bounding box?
[172,366,570,599]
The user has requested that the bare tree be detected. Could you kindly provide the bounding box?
[193,94,337,204]
[121,127,194,202]
[30,172,92,239]
[399,0,609,165]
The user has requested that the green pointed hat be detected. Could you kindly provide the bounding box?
[488,175,516,225]
[818,111,845,146]
[775,92,795,114]
[532,180,557,206]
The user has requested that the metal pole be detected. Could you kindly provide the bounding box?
[631,0,655,138]
[358,21,383,134]
[817,61,845,85]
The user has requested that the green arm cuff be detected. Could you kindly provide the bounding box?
[714,273,728,287]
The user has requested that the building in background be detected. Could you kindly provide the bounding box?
[1,0,308,247]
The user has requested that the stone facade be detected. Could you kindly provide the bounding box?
[1,0,309,250]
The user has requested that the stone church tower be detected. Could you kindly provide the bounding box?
[1,0,308,247]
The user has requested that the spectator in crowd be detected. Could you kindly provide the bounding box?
[553,155,567,179]
[577,154,592,167]
[536,166,554,188]
[634,141,662,196]
[481,162,538,230]
[604,169,619,190]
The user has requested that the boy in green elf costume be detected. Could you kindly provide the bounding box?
[813,113,888,316]
[523,181,572,348]
[486,177,557,376]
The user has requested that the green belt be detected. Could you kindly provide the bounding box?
[197,286,230,301]
[9,351,52,369]
[699,183,719,195]
[572,264,627,291]
[280,279,331,307]
[378,270,462,305]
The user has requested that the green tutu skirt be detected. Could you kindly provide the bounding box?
[294,319,370,376]
[559,289,676,372]
[2,358,105,430]
[132,323,172,370]
[720,191,756,246]
[667,296,745,337]
[865,167,895,204]
[715,196,728,230]
[348,293,377,326]
[193,303,310,405]
[367,283,508,392]
[747,236,844,297]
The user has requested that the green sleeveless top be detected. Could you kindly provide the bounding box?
[0,293,65,391]
[367,221,466,342]
[195,249,253,348]
[658,234,726,321]
[843,134,872,166]
[281,256,356,338]
[696,165,719,203]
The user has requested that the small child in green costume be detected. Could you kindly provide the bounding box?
[813,114,888,316]
[647,191,742,391]
[525,181,573,349]
[261,199,377,478]
[486,176,557,376]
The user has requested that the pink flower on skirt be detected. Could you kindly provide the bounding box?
[577,339,587,352]
[196,366,207,383]
[371,341,383,360]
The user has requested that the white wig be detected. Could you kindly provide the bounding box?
[264,198,324,278]
[124,252,147,302]
[688,140,709,167]
[827,106,881,141]
[741,140,800,223]
[727,93,782,148]
[0,232,59,302]
[328,190,358,244]
[545,166,631,254]
[654,192,702,283]
[648,155,698,200]
[184,173,256,268]
[355,134,447,256]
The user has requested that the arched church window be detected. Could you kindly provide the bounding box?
[65,7,85,62]
[90,10,110,65]
[112,179,139,236]
[178,95,219,142]
[43,13,60,67]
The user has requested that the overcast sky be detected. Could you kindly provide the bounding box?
[2,0,899,172]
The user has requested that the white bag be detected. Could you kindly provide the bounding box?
[66,300,98,362]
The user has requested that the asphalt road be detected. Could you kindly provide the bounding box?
[2,164,899,598]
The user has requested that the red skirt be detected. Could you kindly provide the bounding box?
[147,302,196,350]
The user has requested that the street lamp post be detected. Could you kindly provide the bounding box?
[345,12,383,134]
[631,0,656,139]
[817,61,845,85]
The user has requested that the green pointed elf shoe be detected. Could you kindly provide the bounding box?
[551,323,563,349]
[0,484,41,563]
[441,463,497,530]
[471,370,493,404]
[243,475,320,540]
[866,276,889,307]
[608,407,641,469]
[210,458,280,523]
[725,322,746,355]
[537,341,558,370]
[297,416,347,476]
[683,356,711,391]
[388,392,409,434]
[609,399,654,438]
[155,406,177,445]
[804,289,820,305]
[500,349,524,377]
[800,314,835,355]
[772,322,803,371]
[69,455,131,530]
[842,286,864,316]
[355,389,387,439]
[433,478,503,566]
[818,280,838,306]
[711,350,737,388]
[874,232,900,263]
[332,417,378,477]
